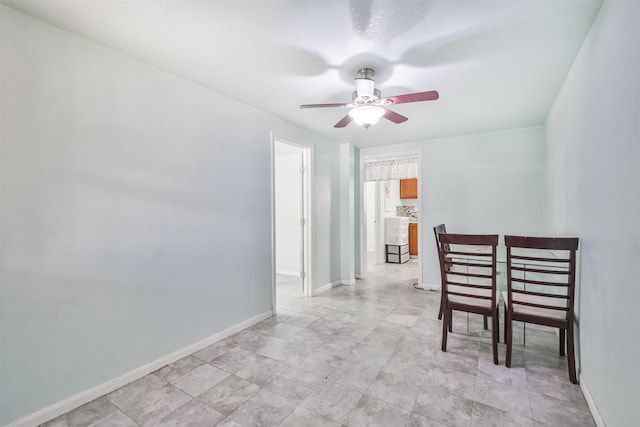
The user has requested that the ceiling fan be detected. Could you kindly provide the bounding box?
[300,68,439,129]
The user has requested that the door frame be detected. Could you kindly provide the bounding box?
[362,181,385,269]
[270,132,314,313]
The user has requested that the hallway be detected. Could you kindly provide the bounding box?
[44,264,594,426]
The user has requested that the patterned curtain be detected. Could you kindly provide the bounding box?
[364,158,418,181]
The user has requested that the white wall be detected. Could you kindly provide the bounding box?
[0,5,342,424]
[274,144,301,276]
[545,1,639,425]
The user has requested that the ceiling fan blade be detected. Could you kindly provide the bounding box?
[383,108,408,124]
[300,103,350,109]
[334,114,353,128]
[386,90,439,105]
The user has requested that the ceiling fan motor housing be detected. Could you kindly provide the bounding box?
[354,68,378,102]
[352,85,381,104]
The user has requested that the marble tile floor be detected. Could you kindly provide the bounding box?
[43,260,594,427]
[276,274,305,310]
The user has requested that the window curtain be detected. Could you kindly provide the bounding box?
[364,158,418,181]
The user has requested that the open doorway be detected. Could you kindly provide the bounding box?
[272,137,312,311]
[359,154,422,288]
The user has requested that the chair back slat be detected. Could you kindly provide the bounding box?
[448,271,494,280]
[512,300,568,311]
[447,250,493,257]
[440,233,498,246]
[447,281,494,290]
[511,265,570,275]
[448,291,492,301]
[448,260,492,268]
[505,235,579,251]
[510,255,572,263]
[511,277,570,287]
[512,289,569,299]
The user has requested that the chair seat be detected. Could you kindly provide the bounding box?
[501,291,567,320]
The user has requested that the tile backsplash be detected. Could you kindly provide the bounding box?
[396,206,418,219]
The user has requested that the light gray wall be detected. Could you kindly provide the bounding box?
[317,139,343,284]
[339,143,355,283]
[545,1,639,424]
[0,5,341,424]
[422,126,549,285]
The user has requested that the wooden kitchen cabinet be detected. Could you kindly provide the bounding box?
[400,178,418,199]
[409,222,418,255]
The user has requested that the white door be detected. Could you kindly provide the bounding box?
[273,139,311,309]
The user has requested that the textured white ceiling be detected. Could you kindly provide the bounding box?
[2,0,603,147]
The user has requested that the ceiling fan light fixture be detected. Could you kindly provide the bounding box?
[349,106,385,128]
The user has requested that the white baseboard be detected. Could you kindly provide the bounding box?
[6,310,274,427]
[312,280,341,296]
[579,374,606,427]
[341,278,356,285]
[418,282,441,291]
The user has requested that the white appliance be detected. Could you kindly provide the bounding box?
[385,217,409,263]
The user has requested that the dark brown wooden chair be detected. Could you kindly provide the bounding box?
[433,224,448,321]
[502,235,580,383]
[438,233,500,364]
[434,224,489,331]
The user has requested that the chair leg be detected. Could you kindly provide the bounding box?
[483,315,488,330]
[441,308,449,352]
[438,290,444,320]
[559,328,566,357]
[492,313,499,365]
[495,306,500,344]
[567,325,578,384]
[503,310,507,344]
[505,312,512,368]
